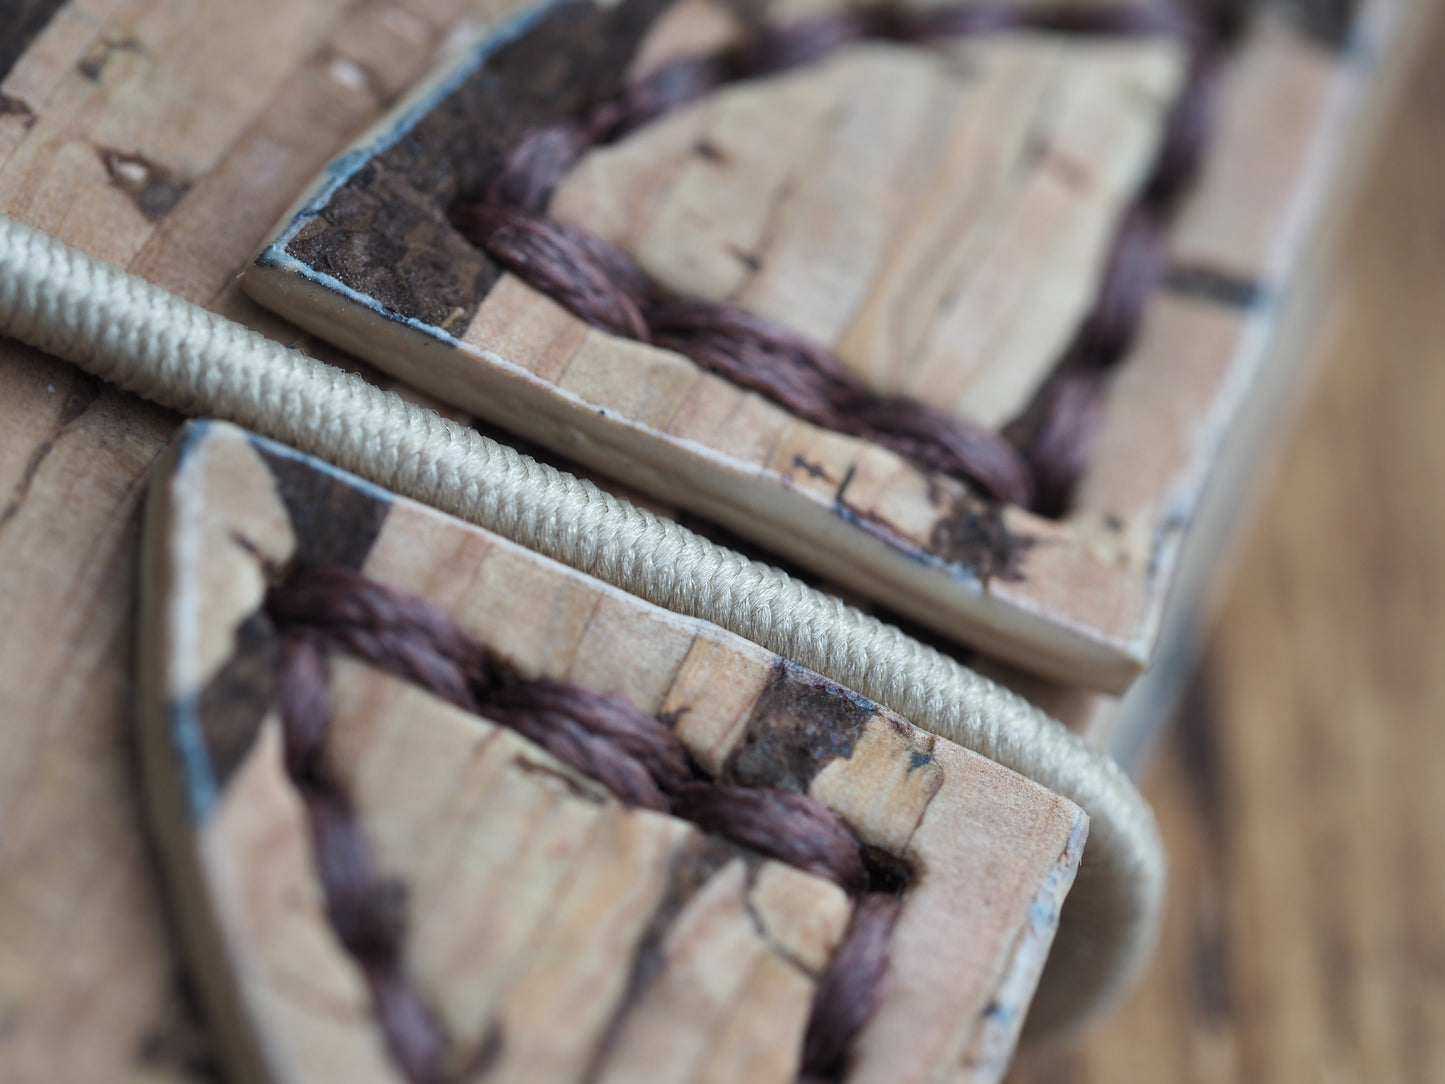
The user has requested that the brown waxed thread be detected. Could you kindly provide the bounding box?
[275,634,451,1084]
[267,565,904,1083]
[452,0,1246,517]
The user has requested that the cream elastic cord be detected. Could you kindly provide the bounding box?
[0,213,1163,1039]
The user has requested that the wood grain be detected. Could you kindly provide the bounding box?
[1010,1,1445,1078]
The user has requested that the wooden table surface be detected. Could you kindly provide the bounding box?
[1013,3,1445,1079]
[1,0,1442,1080]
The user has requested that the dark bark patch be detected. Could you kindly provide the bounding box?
[193,613,279,795]
[99,148,191,220]
[0,0,67,82]
[256,443,392,571]
[0,92,37,128]
[78,35,145,82]
[284,0,676,329]
[928,498,1034,585]
[1165,262,1270,310]
[722,659,874,793]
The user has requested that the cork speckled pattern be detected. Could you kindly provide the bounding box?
[138,420,1087,1084]
[242,0,1403,694]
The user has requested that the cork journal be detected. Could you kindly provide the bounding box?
[0,0,1419,1080]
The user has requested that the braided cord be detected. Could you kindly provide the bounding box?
[0,213,1163,1038]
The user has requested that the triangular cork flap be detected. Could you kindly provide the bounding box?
[137,421,1086,1084]
[242,0,1355,694]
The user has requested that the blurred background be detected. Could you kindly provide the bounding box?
[1014,3,1445,1078]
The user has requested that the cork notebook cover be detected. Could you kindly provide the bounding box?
[242,0,1395,693]
[138,420,1088,1084]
